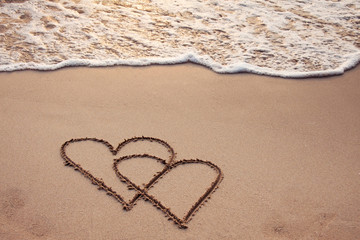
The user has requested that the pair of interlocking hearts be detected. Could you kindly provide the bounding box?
[60,137,223,229]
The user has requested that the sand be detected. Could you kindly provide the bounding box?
[0,64,359,239]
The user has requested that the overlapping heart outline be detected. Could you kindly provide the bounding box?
[60,137,223,229]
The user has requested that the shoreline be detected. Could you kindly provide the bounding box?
[1,53,359,78]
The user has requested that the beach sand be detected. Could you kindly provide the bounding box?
[0,64,359,239]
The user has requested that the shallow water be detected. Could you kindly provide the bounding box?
[0,0,359,77]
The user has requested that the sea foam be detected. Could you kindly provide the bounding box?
[0,0,359,77]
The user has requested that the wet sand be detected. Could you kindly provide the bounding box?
[0,64,359,239]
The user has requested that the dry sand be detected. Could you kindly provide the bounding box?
[0,64,359,239]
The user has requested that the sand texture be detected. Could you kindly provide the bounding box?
[0,64,360,239]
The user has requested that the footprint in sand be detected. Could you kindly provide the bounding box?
[0,188,52,239]
[262,212,337,239]
[0,188,26,219]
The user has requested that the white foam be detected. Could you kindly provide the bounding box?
[0,0,359,77]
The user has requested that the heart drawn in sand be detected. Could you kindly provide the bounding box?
[60,137,223,229]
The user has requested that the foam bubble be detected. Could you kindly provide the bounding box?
[0,0,359,77]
